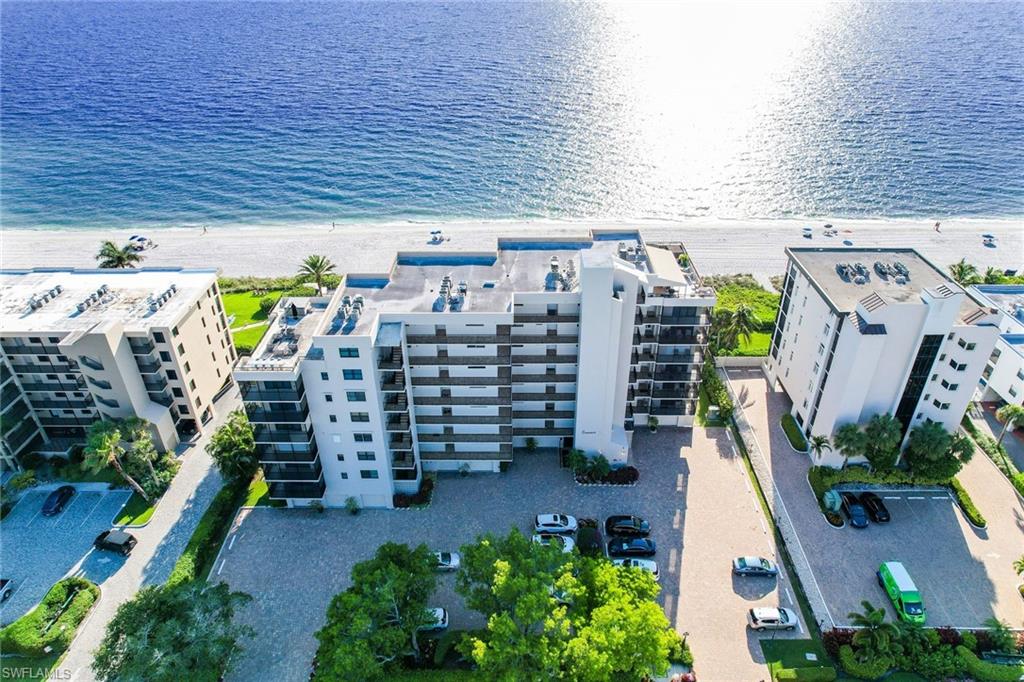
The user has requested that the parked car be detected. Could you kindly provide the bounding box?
[433,551,461,571]
[94,529,137,556]
[859,492,891,523]
[612,558,660,580]
[0,579,13,602]
[42,486,75,516]
[534,513,578,534]
[747,606,799,631]
[732,556,779,577]
[840,492,869,528]
[604,515,651,537]
[418,607,449,632]
[607,537,656,558]
[533,534,575,554]
[575,526,604,557]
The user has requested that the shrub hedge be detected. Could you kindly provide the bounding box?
[393,476,434,508]
[949,477,987,527]
[701,361,734,420]
[780,414,808,451]
[962,416,1024,497]
[774,667,837,681]
[0,577,99,656]
[837,645,891,681]
[957,646,1024,681]
[167,482,245,587]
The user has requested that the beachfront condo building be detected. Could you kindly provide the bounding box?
[233,230,715,508]
[969,285,1024,410]
[764,247,1001,468]
[0,268,237,471]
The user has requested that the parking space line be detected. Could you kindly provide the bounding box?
[25,503,45,527]
[217,559,226,576]
[79,495,106,527]
[931,495,948,500]
[907,496,925,500]
[228,533,238,551]
[883,496,901,500]
[785,587,793,606]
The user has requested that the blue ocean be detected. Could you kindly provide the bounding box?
[1,1,1022,229]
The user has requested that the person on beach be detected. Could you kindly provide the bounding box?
[201,225,208,235]
[330,221,336,232]
[934,221,941,233]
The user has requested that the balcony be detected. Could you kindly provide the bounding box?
[2,400,31,422]
[658,330,708,345]
[1,383,22,406]
[628,369,653,383]
[28,397,93,410]
[87,376,113,390]
[143,375,168,392]
[392,452,417,469]
[417,431,512,443]
[512,410,575,419]
[11,360,77,374]
[246,404,309,423]
[251,421,311,444]
[240,382,305,403]
[38,416,97,427]
[630,351,656,364]
[3,420,40,450]
[512,373,576,384]
[406,334,511,345]
[0,365,11,385]
[515,427,574,437]
[653,370,700,383]
[268,479,325,499]
[378,352,404,370]
[412,375,511,387]
[656,352,701,364]
[1,343,61,355]
[128,339,155,355]
[256,441,319,462]
[148,391,173,407]
[79,356,104,371]
[659,314,711,327]
[386,414,411,431]
[632,331,657,345]
[389,433,413,449]
[513,313,580,323]
[414,395,510,406]
[509,334,578,344]
[419,445,512,461]
[380,373,407,392]
[651,404,696,417]
[634,311,659,325]
[633,400,650,414]
[416,413,511,425]
[512,392,575,402]
[263,461,323,482]
[652,388,698,400]
[408,354,510,366]
[135,358,161,374]
[383,398,409,412]
[510,354,576,364]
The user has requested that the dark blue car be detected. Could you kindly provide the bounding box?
[840,492,869,528]
[607,537,656,558]
[42,486,75,516]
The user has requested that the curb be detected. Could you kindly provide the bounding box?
[778,421,809,455]
[804,473,845,529]
[574,480,639,488]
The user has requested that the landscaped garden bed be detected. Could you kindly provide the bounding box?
[565,449,639,486]
[0,577,100,668]
[393,474,435,509]
[780,414,809,452]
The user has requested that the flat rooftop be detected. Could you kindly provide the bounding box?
[239,296,332,370]
[973,285,1024,325]
[337,233,654,335]
[0,268,217,334]
[787,248,987,323]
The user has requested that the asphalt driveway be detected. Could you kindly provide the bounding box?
[0,484,132,625]
[217,427,793,682]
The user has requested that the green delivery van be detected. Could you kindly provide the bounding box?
[877,561,925,624]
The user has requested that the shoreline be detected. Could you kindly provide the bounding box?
[1,217,1020,282]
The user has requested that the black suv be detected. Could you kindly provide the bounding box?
[42,486,75,516]
[858,492,891,523]
[94,530,138,556]
[604,515,651,537]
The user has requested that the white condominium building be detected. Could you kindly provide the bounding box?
[234,230,715,508]
[765,248,1000,468]
[970,284,1024,409]
[0,268,237,471]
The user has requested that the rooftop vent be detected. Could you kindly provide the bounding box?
[892,261,909,278]
[145,284,179,314]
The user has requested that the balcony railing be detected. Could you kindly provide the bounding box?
[38,416,97,427]
[415,414,511,425]
[386,415,411,431]
[28,397,93,410]
[634,312,659,325]
[256,441,319,462]
[128,339,155,354]
[406,334,511,345]
[630,351,656,364]
[511,392,575,402]
[510,334,578,344]
[417,431,512,443]
[658,331,708,345]
[412,375,511,387]
[79,356,104,371]
[2,400,31,422]
[1,383,22,405]
[513,313,580,323]
[656,353,701,365]
[252,426,314,445]
[246,405,310,423]
[628,369,653,383]
[408,355,510,366]
[3,420,40,450]
[149,391,173,407]
[263,461,323,483]
[10,360,77,374]
[378,352,404,370]
[419,446,512,461]
[512,410,575,419]
[143,376,168,392]
[414,395,509,406]
[389,433,413,449]
[240,382,305,403]
[1,343,61,355]
[511,374,576,384]
[0,365,12,385]
[135,358,161,374]
[392,452,417,469]
[380,373,407,392]
[652,388,698,400]
[510,355,576,364]
[659,314,711,327]
[514,427,574,436]
[651,404,696,416]
[653,371,700,382]
[268,480,325,499]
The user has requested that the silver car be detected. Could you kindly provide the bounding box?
[747,606,799,632]
[433,551,461,571]
[534,513,578,534]
[612,558,660,581]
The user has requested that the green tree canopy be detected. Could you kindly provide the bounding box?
[847,600,899,663]
[313,543,437,681]
[905,421,973,479]
[206,409,258,485]
[995,404,1024,445]
[96,240,143,269]
[298,254,337,295]
[84,421,150,502]
[863,414,902,471]
[833,423,867,466]
[94,581,253,682]
[947,258,979,286]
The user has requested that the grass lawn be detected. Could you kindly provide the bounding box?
[737,331,771,356]
[51,460,121,484]
[243,472,285,508]
[780,413,808,451]
[761,638,831,674]
[696,386,727,427]
[714,282,780,324]
[222,291,282,329]
[231,323,271,350]
[113,491,156,526]
[0,653,61,680]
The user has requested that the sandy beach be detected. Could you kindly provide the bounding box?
[1,218,1020,283]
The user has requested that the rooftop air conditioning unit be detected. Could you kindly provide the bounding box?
[894,275,907,285]
[76,302,87,312]
[853,275,866,285]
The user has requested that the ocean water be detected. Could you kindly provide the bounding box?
[1,1,1022,229]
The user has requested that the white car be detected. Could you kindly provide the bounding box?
[433,551,461,571]
[418,607,449,632]
[612,558,660,581]
[747,606,799,632]
[534,513,578,534]
[532,533,575,554]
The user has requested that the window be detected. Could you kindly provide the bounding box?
[350,412,370,422]
[966,342,976,351]
[189,379,196,390]
[172,387,184,397]
[948,358,966,371]
[153,331,166,343]
[338,348,359,358]
[329,415,338,423]
[184,361,191,374]
[1017,369,1024,381]
[354,433,373,442]
[320,372,329,381]
[177,343,185,355]
[957,338,977,351]
[178,403,190,413]
[336,453,344,461]
[166,369,178,380]
[340,472,348,479]
[325,394,334,403]
[357,451,376,461]
[346,391,366,402]
[940,379,950,389]
[360,470,380,479]
[930,374,938,382]
[1010,386,1019,398]
[343,369,363,381]
[172,326,179,337]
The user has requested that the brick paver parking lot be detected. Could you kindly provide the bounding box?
[726,367,1024,630]
[0,484,132,626]
[218,428,796,682]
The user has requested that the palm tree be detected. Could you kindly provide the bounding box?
[984,266,1004,284]
[863,414,902,471]
[1013,554,1024,576]
[726,304,758,349]
[298,254,337,295]
[995,404,1024,445]
[96,240,143,269]
[833,423,867,468]
[808,435,832,463]
[84,422,151,503]
[847,600,899,663]
[947,258,979,286]
[206,409,259,484]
